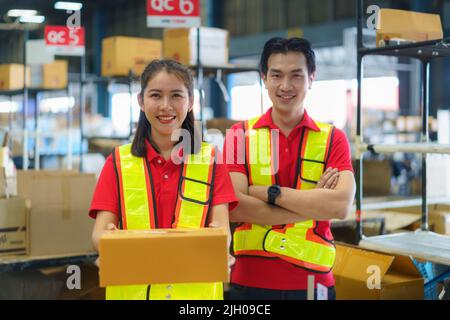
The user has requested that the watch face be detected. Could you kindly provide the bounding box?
[269,185,280,195]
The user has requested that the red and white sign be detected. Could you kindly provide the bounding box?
[147,0,201,28]
[45,26,85,56]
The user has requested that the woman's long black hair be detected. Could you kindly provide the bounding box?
[131,59,201,157]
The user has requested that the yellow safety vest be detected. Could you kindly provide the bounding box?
[106,142,223,300]
[233,116,336,273]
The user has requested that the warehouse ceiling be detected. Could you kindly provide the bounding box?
[0,0,132,26]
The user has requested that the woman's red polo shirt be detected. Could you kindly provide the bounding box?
[89,140,238,228]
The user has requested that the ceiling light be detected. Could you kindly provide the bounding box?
[7,9,38,17]
[54,2,83,11]
[19,15,45,24]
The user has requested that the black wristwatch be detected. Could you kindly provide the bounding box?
[267,185,281,205]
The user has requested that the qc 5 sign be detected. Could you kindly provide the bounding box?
[45,26,85,56]
[147,0,201,28]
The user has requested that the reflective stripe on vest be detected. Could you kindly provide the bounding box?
[106,142,223,300]
[234,117,336,273]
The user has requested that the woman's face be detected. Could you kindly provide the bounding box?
[138,70,193,140]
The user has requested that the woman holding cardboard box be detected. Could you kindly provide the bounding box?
[89,59,238,300]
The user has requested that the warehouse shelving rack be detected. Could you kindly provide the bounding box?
[80,74,139,172]
[191,63,261,131]
[0,86,72,169]
[191,28,261,132]
[355,0,450,275]
[0,29,86,171]
[79,63,260,162]
[0,252,98,273]
[0,28,94,277]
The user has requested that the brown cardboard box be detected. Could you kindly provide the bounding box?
[0,64,31,91]
[164,27,229,66]
[333,243,424,300]
[376,9,443,47]
[0,196,28,257]
[101,36,162,77]
[30,60,68,89]
[43,60,68,89]
[99,228,228,287]
[17,170,96,256]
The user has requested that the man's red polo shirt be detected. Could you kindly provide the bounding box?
[223,108,354,290]
[89,140,238,228]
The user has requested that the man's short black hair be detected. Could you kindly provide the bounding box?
[260,37,316,76]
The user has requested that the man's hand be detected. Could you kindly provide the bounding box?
[248,168,340,203]
[316,167,339,189]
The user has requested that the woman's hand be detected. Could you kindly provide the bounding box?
[93,219,119,268]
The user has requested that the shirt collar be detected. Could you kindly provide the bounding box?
[144,139,184,162]
[253,107,321,132]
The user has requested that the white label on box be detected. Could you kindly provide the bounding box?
[147,16,201,28]
[46,45,85,57]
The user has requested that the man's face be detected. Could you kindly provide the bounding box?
[263,51,315,113]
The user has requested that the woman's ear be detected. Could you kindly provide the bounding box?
[188,96,194,112]
[137,94,144,111]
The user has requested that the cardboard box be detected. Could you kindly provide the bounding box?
[333,243,424,300]
[376,9,443,47]
[17,170,96,256]
[0,196,28,257]
[101,36,162,77]
[164,27,229,66]
[31,60,68,89]
[0,64,31,91]
[99,228,228,287]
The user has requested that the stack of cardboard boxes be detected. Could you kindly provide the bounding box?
[101,27,229,77]
[16,170,96,256]
[0,167,97,259]
[376,9,443,47]
[0,60,68,91]
[0,143,28,258]
[0,64,30,91]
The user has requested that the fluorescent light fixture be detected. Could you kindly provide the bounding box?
[54,2,83,11]
[19,15,45,24]
[7,9,38,17]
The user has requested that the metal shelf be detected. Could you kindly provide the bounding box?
[360,38,450,60]
[0,252,98,273]
[82,75,139,85]
[359,142,450,155]
[0,87,69,96]
[355,0,450,246]
[189,64,259,77]
[359,231,450,266]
